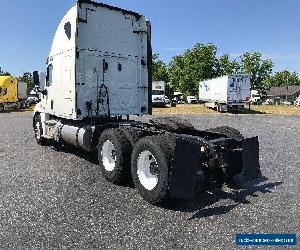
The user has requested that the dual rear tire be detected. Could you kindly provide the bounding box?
[98,129,175,204]
[98,129,132,184]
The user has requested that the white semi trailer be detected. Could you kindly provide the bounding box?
[33,0,260,204]
[199,75,251,112]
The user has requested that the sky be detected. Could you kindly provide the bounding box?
[0,0,300,76]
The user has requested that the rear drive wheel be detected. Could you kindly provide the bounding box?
[98,129,132,184]
[33,114,47,145]
[131,135,176,204]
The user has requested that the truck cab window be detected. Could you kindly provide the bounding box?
[46,64,53,87]
[64,22,71,40]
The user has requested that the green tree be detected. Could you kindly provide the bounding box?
[169,43,219,96]
[240,52,273,95]
[152,53,169,83]
[218,54,240,76]
[0,67,11,76]
[18,72,33,95]
[265,70,300,87]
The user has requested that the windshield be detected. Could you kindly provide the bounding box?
[152,90,164,95]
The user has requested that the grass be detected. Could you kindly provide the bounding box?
[250,104,300,115]
[153,104,300,115]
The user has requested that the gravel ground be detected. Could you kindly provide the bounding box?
[0,112,299,249]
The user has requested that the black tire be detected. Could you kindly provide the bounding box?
[150,117,194,133]
[131,134,176,204]
[205,126,243,141]
[119,127,144,147]
[33,114,47,145]
[98,129,132,184]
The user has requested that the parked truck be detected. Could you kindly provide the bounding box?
[33,0,260,204]
[199,75,251,112]
[0,76,28,111]
[152,81,166,107]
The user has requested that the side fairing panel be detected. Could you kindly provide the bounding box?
[42,6,77,119]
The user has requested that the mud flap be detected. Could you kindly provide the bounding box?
[242,136,261,180]
[169,138,200,200]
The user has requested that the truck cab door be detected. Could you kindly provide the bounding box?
[44,64,55,113]
[44,56,74,118]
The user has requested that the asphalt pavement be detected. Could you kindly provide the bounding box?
[0,112,299,249]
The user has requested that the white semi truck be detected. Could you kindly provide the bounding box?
[33,0,260,204]
[199,75,251,112]
[152,81,165,107]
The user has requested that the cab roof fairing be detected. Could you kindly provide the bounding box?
[48,5,78,62]
[77,0,142,20]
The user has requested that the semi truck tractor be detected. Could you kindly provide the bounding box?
[33,0,260,204]
[199,75,251,112]
[152,81,165,107]
[0,76,28,111]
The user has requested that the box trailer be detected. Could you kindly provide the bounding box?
[199,75,251,112]
[152,81,165,106]
[32,0,260,205]
[0,76,28,111]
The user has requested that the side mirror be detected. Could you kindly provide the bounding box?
[41,89,48,96]
[33,71,40,87]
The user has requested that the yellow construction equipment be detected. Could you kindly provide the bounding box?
[0,76,18,103]
[0,76,28,111]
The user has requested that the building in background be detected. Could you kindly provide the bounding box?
[266,86,300,105]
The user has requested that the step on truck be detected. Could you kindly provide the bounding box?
[33,0,260,204]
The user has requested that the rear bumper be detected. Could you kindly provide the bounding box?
[169,136,260,199]
[152,101,165,107]
[227,103,246,109]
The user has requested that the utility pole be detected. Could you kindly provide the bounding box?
[286,75,289,103]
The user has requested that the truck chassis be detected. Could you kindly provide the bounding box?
[33,114,260,204]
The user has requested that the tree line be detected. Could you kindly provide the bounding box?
[1,43,300,98]
[152,43,300,97]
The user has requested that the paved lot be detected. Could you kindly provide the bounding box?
[0,112,299,249]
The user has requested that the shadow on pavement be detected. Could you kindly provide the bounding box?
[48,143,283,214]
[166,176,283,219]
[51,143,136,188]
[228,109,267,115]
[51,143,98,164]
